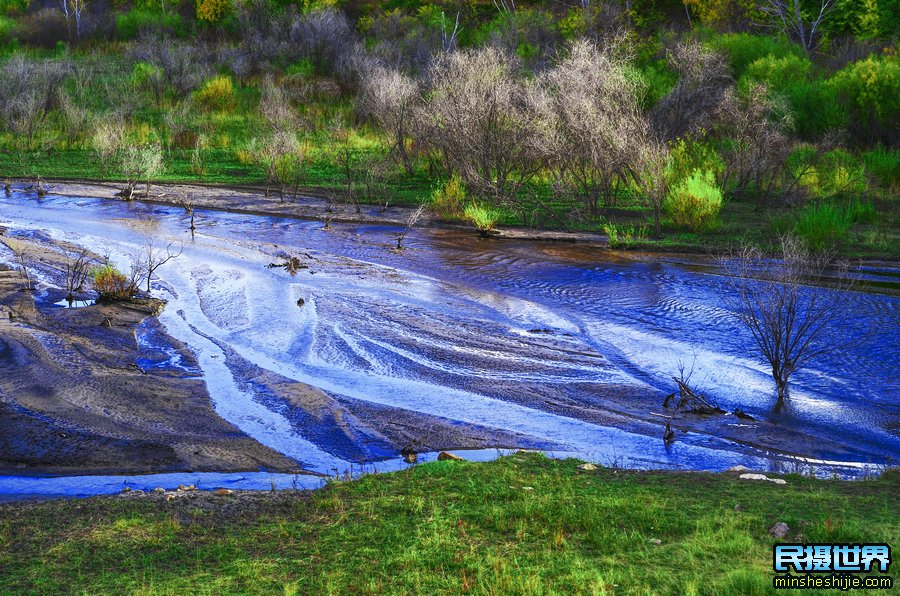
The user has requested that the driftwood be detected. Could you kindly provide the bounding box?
[664,377,725,416]
[267,256,308,275]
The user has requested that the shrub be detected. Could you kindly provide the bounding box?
[818,149,867,197]
[665,139,726,187]
[708,33,804,79]
[193,75,235,111]
[197,0,233,23]
[794,202,852,251]
[664,170,723,232]
[15,8,67,48]
[430,175,466,219]
[830,55,900,145]
[115,9,185,40]
[0,15,14,45]
[741,54,812,92]
[92,265,134,301]
[603,223,649,249]
[463,203,502,236]
[782,80,847,138]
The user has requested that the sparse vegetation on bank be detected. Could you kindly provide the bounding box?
[0,0,895,257]
[0,453,897,594]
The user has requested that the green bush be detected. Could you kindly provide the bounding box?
[194,75,235,111]
[830,54,900,144]
[708,33,804,79]
[0,15,15,44]
[116,9,184,40]
[286,59,315,78]
[794,202,853,251]
[742,53,812,92]
[818,149,867,197]
[603,223,649,249]
[665,139,725,187]
[782,80,847,137]
[92,265,134,302]
[664,170,723,232]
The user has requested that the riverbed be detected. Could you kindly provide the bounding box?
[1,191,897,496]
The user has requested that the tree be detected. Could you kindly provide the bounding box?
[726,234,856,403]
[63,248,94,303]
[131,219,183,293]
[253,79,304,199]
[120,142,164,199]
[761,0,839,56]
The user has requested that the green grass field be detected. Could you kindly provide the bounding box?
[1,453,896,594]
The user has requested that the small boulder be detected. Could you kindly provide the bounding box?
[649,538,662,545]
[739,473,769,481]
[120,486,131,494]
[437,451,465,462]
[769,522,790,539]
[214,488,234,496]
[402,451,417,464]
[177,484,196,492]
[153,487,166,494]
[577,463,598,471]
[727,465,752,473]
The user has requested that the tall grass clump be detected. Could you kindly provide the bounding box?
[708,33,804,79]
[463,203,502,237]
[794,202,853,251]
[431,175,466,219]
[664,170,723,232]
[863,146,900,191]
[115,9,184,40]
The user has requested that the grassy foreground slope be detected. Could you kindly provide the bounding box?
[0,453,897,594]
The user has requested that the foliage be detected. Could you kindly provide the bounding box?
[664,170,723,232]
[0,15,14,44]
[665,139,726,187]
[430,175,466,219]
[604,223,649,248]
[196,0,233,23]
[115,9,185,40]
[708,33,804,79]
[863,146,900,190]
[794,202,853,251]
[91,264,134,301]
[463,203,502,234]
[193,75,235,111]
[830,54,900,145]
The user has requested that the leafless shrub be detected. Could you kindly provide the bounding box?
[0,57,70,147]
[253,79,304,198]
[291,8,355,75]
[724,234,858,404]
[651,41,733,141]
[396,202,428,250]
[716,83,793,198]
[418,47,541,212]
[130,36,212,100]
[13,247,32,292]
[532,39,649,215]
[358,66,420,175]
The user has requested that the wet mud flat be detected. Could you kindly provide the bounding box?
[0,232,299,475]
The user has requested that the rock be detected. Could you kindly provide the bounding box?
[120,486,131,494]
[402,451,417,464]
[769,522,790,538]
[734,504,744,512]
[727,465,752,473]
[177,484,196,492]
[437,451,465,462]
[296,298,305,307]
[153,487,166,494]
[739,473,788,485]
[214,488,234,496]
[739,473,769,481]
[649,538,662,545]
[577,463,598,471]
[131,490,144,495]
[165,494,175,502]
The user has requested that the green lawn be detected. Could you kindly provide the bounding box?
[0,453,896,594]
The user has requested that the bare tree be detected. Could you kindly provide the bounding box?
[254,79,304,199]
[13,247,32,292]
[358,66,419,175]
[63,248,93,302]
[725,234,857,403]
[761,0,838,56]
[0,57,69,148]
[131,222,183,293]
[651,42,733,141]
[120,143,164,199]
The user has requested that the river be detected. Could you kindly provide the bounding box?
[1,194,897,496]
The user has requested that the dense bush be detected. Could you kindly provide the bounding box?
[664,170,723,232]
[193,75,235,111]
[863,146,900,190]
[14,8,67,48]
[0,15,14,44]
[782,80,846,138]
[116,9,185,40]
[794,202,853,251]
[708,33,804,79]
[830,54,900,145]
[92,265,134,301]
[463,203,502,235]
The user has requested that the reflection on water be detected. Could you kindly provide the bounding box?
[1,194,898,488]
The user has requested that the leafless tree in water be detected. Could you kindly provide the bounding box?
[63,248,94,302]
[396,203,427,250]
[725,234,858,405]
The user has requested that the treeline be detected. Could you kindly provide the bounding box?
[0,0,897,251]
